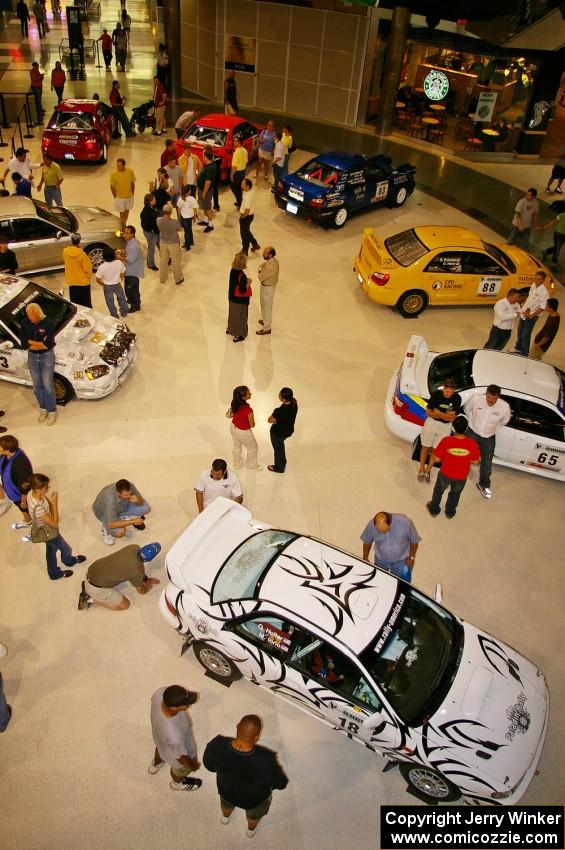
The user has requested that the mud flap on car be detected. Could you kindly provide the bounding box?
[180,634,194,656]
[203,670,233,688]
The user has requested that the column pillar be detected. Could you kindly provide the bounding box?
[375,6,410,136]
[163,0,181,99]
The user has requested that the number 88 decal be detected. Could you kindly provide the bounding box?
[477,278,501,296]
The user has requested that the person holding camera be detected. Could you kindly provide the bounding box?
[92,478,151,546]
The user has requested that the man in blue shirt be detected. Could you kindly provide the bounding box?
[12,172,32,198]
[255,120,275,183]
[361,511,421,581]
[122,225,144,312]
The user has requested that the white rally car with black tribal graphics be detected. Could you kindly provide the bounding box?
[160,498,548,806]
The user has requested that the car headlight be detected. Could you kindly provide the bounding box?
[85,365,110,381]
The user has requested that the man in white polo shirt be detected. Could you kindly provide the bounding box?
[483,288,523,350]
[513,271,550,356]
[464,384,511,500]
[194,458,243,513]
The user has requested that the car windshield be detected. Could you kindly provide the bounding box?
[360,587,463,726]
[428,350,475,393]
[0,282,76,341]
[296,160,342,187]
[32,199,75,231]
[49,111,94,130]
[483,241,516,274]
[211,530,297,603]
[385,229,428,267]
[185,125,227,147]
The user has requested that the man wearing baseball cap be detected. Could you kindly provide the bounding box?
[77,542,161,611]
[1,148,33,186]
[149,684,202,791]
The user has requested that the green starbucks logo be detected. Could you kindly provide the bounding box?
[423,70,449,101]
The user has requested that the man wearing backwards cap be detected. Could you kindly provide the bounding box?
[77,543,161,611]
[149,684,202,791]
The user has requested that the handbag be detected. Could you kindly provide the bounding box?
[30,505,58,544]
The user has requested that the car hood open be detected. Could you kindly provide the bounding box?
[55,310,131,367]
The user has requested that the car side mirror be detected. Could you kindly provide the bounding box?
[55,230,64,240]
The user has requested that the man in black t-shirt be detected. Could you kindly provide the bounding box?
[203,714,288,838]
[0,237,18,275]
[196,149,217,233]
[417,378,462,482]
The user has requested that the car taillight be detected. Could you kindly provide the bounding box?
[85,136,98,148]
[309,197,325,209]
[371,271,390,286]
[276,180,283,192]
[165,594,177,616]
[392,394,405,415]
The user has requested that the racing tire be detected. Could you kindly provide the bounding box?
[54,374,75,406]
[84,242,107,272]
[193,641,242,682]
[399,763,461,803]
[332,207,349,229]
[390,186,408,207]
[99,142,108,164]
[396,289,428,318]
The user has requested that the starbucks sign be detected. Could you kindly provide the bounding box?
[423,70,449,101]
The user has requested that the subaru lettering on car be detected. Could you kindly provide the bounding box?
[160,498,548,806]
[274,151,416,229]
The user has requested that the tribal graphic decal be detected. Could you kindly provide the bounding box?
[477,635,523,686]
[278,554,378,636]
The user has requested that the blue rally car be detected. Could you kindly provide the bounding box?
[274,151,416,229]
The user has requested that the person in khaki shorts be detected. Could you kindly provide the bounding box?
[77,543,161,611]
[156,204,184,284]
[417,378,462,483]
[110,157,136,232]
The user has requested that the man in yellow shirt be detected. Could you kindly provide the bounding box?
[62,233,93,307]
[230,135,248,208]
[110,158,136,232]
[37,154,64,207]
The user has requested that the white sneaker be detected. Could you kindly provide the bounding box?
[0,643,8,659]
[12,521,31,530]
[148,759,165,775]
[246,819,263,839]
[476,483,492,499]
[38,409,48,423]
[21,533,31,543]
[102,528,115,546]
[221,810,235,825]
[46,412,57,426]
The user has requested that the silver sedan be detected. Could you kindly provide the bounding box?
[0,196,124,272]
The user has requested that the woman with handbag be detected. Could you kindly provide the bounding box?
[227,386,261,470]
[226,252,252,342]
[26,473,86,581]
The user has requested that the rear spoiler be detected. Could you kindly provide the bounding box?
[399,334,428,394]
[396,163,417,178]
[167,498,251,566]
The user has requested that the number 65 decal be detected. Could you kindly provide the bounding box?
[536,452,559,467]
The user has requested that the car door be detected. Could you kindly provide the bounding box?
[422,250,468,303]
[0,323,29,384]
[237,122,259,160]
[97,103,113,143]
[284,626,402,751]
[504,396,565,478]
[12,217,68,271]
[346,167,368,211]
[364,164,390,209]
[462,251,508,303]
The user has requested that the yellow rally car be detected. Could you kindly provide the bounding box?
[354,226,556,317]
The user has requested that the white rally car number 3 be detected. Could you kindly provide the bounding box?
[477,276,502,296]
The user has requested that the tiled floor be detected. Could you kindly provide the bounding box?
[1,5,564,850]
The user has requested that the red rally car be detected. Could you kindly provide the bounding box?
[176,113,262,182]
[42,99,118,164]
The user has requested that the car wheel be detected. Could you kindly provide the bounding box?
[193,641,242,682]
[99,142,108,164]
[396,289,428,317]
[391,186,408,207]
[332,207,349,228]
[54,373,75,406]
[399,763,461,803]
[84,243,106,271]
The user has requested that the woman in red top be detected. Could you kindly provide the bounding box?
[228,385,261,470]
[50,61,66,104]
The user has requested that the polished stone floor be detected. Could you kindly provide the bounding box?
[0,6,564,850]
